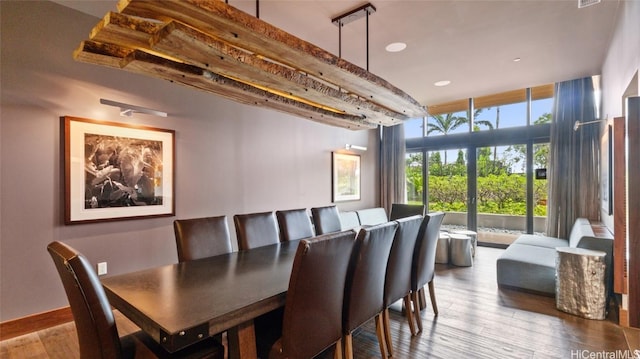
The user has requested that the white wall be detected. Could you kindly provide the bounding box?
[0,1,379,321]
[600,0,640,230]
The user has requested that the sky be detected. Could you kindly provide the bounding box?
[404,97,554,139]
[403,97,554,171]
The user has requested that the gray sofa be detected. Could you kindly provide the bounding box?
[496,218,613,295]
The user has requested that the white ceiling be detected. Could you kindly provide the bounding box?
[53,0,621,107]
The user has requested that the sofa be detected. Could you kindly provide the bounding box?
[496,218,613,296]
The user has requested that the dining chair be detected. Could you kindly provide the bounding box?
[234,211,280,250]
[343,221,398,359]
[275,208,315,241]
[382,215,423,357]
[173,215,232,262]
[267,230,357,359]
[47,241,224,359]
[355,207,388,226]
[388,203,426,221]
[310,205,342,235]
[410,212,445,333]
[339,211,361,231]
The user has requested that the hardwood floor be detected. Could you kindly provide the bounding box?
[2,247,638,359]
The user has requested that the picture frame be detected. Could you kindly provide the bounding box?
[63,116,175,224]
[332,152,361,202]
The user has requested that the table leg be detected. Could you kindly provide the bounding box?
[227,320,257,359]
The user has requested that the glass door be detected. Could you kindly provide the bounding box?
[428,149,468,230]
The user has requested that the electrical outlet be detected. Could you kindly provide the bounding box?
[97,262,107,276]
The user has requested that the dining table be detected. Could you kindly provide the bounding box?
[101,239,301,359]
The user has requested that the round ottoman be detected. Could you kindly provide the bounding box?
[435,232,450,264]
[449,233,473,267]
[451,229,477,257]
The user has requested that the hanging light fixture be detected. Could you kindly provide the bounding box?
[73,0,427,130]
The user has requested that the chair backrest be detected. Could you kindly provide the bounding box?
[389,203,426,221]
[275,208,315,241]
[234,211,280,250]
[384,215,423,307]
[173,215,232,262]
[47,241,122,359]
[356,207,388,226]
[412,212,445,291]
[339,211,361,231]
[310,205,342,235]
[279,230,357,358]
[343,221,398,332]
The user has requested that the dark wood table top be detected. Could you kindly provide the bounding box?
[101,240,300,353]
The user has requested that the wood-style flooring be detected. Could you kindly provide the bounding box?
[2,247,638,359]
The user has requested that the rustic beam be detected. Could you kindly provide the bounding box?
[116,0,427,119]
[74,41,376,130]
[88,12,404,126]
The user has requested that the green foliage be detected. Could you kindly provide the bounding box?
[409,111,552,217]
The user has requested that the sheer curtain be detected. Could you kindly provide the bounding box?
[547,77,601,238]
[380,124,406,215]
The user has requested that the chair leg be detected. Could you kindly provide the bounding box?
[334,338,343,359]
[344,333,354,359]
[375,313,388,359]
[402,295,417,336]
[411,290,423,333]
[382,309,393,358]
[419,287,427,310]
[428,280,438,316]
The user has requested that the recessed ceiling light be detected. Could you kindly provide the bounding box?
[513,57,522,62]
[434,80,451,87]
[385,42,407,53]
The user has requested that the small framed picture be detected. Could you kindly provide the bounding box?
[63,116,175,224]
[332,152,361,202]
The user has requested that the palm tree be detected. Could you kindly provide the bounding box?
[427,113,467,163]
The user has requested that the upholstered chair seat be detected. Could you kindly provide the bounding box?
[343,222,398,359]
[276,208,315,241]
[311,205,342,235]
[382,215,424,357]
[47,241,224,359]
[173,215,232,262]
[411,212,446,332]
[234,211,280,250]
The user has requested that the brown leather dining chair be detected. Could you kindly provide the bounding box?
[382,215,424,357]
[388,203,426,221]
[267,230,357,359]
[47,241,224,359]
[343,221,398,359]
[275,208,315,241]
[234,211,280,250]
[410,212,445,332]
[173,215,232,262]
[310,205,342,235]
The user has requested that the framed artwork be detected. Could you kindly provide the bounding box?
[332,152,361,202]
[63,116,175,224]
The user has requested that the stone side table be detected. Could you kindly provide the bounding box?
[449,233,473,267]
[555,247,607,320]
[436,232,450,264]
[451,229,477,257]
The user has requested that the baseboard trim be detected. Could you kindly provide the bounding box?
[0,307,73,341]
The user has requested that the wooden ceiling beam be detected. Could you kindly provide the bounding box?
[116,0,427,119]
[87,12,404,126]
[74,40,376,130]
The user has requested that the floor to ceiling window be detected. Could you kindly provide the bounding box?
[405,85,553,247]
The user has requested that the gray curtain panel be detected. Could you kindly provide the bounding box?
[547,76,601,239]
[380,124,406,215]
